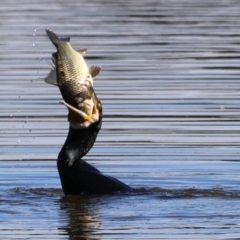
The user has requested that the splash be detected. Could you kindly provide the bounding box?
[6,186,240,199]
[32,27,53,82]
[134,186,240,199]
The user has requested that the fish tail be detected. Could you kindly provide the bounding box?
[45,29,70,47]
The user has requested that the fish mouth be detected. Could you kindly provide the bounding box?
[60,100,99,128]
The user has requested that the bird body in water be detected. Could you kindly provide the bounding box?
[45,30,132,195]
[58,125,132,195]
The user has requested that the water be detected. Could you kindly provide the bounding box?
[1,0,240,239]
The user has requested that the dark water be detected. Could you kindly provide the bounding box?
[1,0,240,239]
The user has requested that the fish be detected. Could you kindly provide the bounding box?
[45,29,102,127]
[45,29,101,115]
[59,78,102,129]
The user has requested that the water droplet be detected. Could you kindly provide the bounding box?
[32,43,35,46]
[18,140,20,143]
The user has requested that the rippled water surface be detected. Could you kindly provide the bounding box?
[1,0,240,239]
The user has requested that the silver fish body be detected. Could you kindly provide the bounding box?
[45,30,101,115]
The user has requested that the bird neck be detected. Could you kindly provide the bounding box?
[58,122,101,167]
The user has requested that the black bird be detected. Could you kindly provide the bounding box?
[58,94,132,195]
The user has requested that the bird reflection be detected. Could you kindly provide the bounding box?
[58,194,101,240]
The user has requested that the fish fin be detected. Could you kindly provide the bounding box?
[76,48,87,55]
[88,65,101,79]
[44,66,58,86]
[59,36,70,42]
[45,29,70,46]
[45,30,59,46]
[44,51,58,86]
[52,52,58,64]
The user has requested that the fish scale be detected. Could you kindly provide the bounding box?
[59,81,93,114]
[56,42,89,86]
[45,30,101,116]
